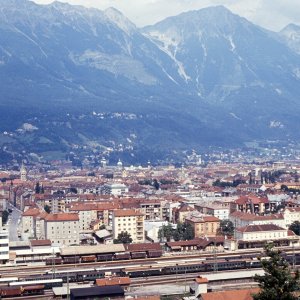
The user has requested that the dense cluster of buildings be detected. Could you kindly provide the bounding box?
[0,159,299,264]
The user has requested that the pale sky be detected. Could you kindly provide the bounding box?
[32,0,300,31]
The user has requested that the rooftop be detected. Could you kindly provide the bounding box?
[45,213,79,222]
[96,276,131,286]
[201,288,260,300]
[237,224,285,233]
[114,209,144,217]
[60,244,125,256]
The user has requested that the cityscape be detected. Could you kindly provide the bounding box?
[1,0,300,299]
[0,155,300,299]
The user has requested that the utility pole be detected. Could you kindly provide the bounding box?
[213,239,218,273]
[52,248,56,279]
[293,243,296,270]
[67,272,70,300]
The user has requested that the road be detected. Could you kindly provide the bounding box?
[7,202,22,241]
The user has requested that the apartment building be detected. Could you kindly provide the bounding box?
[283,208,300,227]
[101,183,128,196]
[195,202,230,220]
[44,213,80,246]
[230,196,270,214]
[0,227,9,264]
[69,203,97,231]
[69,202,121,230]
[112,209,144,243]
[21,207,42,239]
[140,201,163,220]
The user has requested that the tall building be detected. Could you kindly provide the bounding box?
[44,213,80,246]
[112,209,145,243]
[20,163,27,181]
[0,227,9,264]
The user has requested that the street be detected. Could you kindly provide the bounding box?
[7,202,22,241]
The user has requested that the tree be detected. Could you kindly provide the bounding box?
[253,243,299,300]
[44,205,51,214]
[158,222,194,242]
[218,219,234,237]
[35,182,41,194]
[2,210,9,225]
[113,231,132,244]
[158,223,173,242]
[152,179,160,190]
[289,221,300,236]
[173,222,194,241]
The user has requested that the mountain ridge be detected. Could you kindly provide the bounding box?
[1,0,300,164]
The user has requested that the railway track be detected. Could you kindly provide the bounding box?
[0,246,298,278]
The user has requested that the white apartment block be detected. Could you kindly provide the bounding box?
[44,213,80,246]
[112,209,144,243]
[283,208,300,228]
[102,183,128,196]
[0,227,9,264]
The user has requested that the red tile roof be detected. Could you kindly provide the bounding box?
[44,213,79,222]
[230,211,284,221]
[125,243,162,252]
[30,239,51,247]
[96,276,131,286]
[237,224,285,233]
[22,208,41,217]
[195,276,209,284]
[201,288,260,300]
[113,209,143,217]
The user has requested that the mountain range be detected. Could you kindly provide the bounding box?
[1,0,300,164]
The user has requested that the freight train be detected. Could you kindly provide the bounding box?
[45,249,163,265]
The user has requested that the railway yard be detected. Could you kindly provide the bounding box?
[0,246,299,298]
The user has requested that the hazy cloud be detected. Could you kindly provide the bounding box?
[33,0,300,31]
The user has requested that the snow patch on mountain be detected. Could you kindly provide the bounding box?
[145,30,190,82]
[230,113,242,120]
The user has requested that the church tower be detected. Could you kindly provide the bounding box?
[20,162,27,181]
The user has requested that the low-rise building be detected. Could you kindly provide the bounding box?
[185,213,220,238]
[235,224,299,249]
[230,211,285,229]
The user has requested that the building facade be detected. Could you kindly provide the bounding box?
[112,209,144,243]
[44,213,80,246]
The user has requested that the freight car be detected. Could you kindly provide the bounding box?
[22,285,45,296]
[131,252,147,259]
[0,287,22,298]
[63,256,80,264]
[45,257,63,265]
[81,255,97,263]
